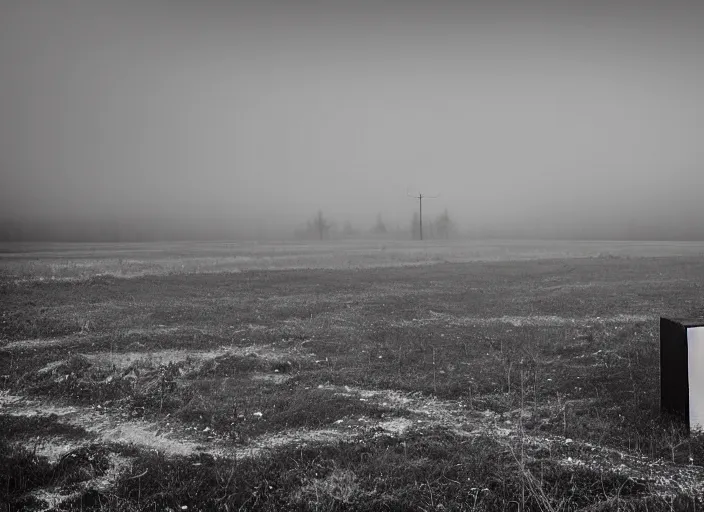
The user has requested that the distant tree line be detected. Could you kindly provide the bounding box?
[294,211,400,240]
[4,214,704,243]
[293,209,457,241]
[409,209,456,240]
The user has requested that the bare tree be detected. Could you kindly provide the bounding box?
[372,213,387,234]
[435,209,454,239]
[312,210,331,240]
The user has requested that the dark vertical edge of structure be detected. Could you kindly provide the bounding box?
[660,317,689,429]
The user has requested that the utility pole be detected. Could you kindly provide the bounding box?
[407,189,439,241]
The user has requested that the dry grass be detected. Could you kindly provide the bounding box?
[3,241,704,510]
[3,239,704,282]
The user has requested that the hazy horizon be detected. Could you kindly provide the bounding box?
[1,1,703,241]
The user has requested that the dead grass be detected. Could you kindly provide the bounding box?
[4,244,704,509]
[3,239,704,283]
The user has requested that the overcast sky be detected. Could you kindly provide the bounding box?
[1,0,703,233]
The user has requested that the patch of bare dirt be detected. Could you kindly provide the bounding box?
[393,312,652,328]
[316,385,704,497]
[21,437,88,464]
[123,326,182,336]
[2,336,75,351]
[501,431,704,498]
[29,453,133,512]
[320,384,473,427]
[4,380,704,500]
[250,372,293,384]
[36,360,65,375]
[1,393,205,457]
[228,343,313,361]
[82,348,229,370]
[372,417,415,436]
[30,344,307,387]
[232,417,417,459]
[1,325,224,352]
[0,391,404,463]
[539,278,689,292]
[232,428,345,459]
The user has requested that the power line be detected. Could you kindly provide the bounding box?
[407,189,439,241]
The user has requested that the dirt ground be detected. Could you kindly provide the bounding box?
[2,240,704,511]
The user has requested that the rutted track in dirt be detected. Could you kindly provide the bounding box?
[0,391,417,461]
[313,385,704,498]
[2,325,703,505]
[29,453,133,512]
[4,380,704,502]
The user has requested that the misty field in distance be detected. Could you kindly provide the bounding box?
[3,240,704,510]
[3,239,704,282]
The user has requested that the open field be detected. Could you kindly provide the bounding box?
[3,239,704,282]
[2,240,704,511]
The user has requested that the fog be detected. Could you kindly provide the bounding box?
[1,1,703,241]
